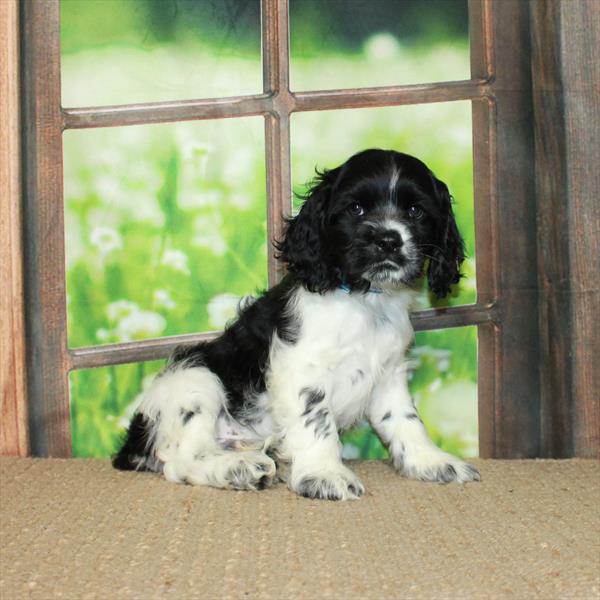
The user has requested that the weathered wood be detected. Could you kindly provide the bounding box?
[262,0,292,285]
[531,0,573,458]
[0,0,28,457]
[63,94,272,129]
[478,0,541,458]
[531,0,600,458]
[561,1,600,459]
[21,0,71,457]
[469,0,498,458]
[62,81,490,131]
[68,332,218,371]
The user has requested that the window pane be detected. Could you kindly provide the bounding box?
[70,360,163,458]
[342,326,478,459]
[290,0,469,91]
[61,0,261,106]
[291,102,476,308]
[64,118,267,348]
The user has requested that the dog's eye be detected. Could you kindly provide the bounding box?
[408,205,424,219]
[347,203,365,217]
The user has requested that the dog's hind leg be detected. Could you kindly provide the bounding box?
[133,366,276,490]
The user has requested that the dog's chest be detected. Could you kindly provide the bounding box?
[291,288,414,426]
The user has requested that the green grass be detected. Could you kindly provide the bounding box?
[63,40,478,460]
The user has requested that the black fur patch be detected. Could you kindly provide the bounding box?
[111,413,155,471]
[305,408,332,440]
[405,411,423,423]
[168,276,299,418]
[180,409,196,425]
[297,477,342,501]
[301,387,325,415]
[351,369,365,384]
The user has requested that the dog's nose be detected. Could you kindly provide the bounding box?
[375,233,403,254]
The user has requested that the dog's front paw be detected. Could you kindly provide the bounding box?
[291,463,364,501]
[398,449,480,484]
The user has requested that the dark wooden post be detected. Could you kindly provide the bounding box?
[530,0,600,458]
[473,0,542,458]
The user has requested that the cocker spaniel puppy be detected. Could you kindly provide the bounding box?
[113,148,480,500]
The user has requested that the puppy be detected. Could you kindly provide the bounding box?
[113,148,480,500]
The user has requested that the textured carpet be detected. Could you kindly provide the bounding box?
[1,458,599,600]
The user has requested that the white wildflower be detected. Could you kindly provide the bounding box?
[182,141,213,177]
[207,293,240,329]
[115,309,166,342]
[437,358,451,372]
[161,249,190,274]
[178,189,222,210]
[222,147,255,184]
[106,299,139,323]
[90,226,123,256]
[418,381,478,457]
[94,174,122,205]
[429,378,442,393]
[96,328,112,342]
[153,289,177,310]
[364,33,401,61]
[229,192,252,210]
[192,214,227,256]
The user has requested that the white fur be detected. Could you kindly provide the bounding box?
[135,285,478,497]
[388,167,401,199]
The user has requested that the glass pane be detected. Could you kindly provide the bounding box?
[290,0,469,91]
[291,101,475,308]
[61,0,261,106]
[342,326,478,459]
[70,360,163,458]
[64,118,267,348]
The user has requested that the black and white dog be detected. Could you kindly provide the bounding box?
[113,148,480,500]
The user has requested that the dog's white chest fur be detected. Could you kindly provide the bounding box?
[268,287,415,431]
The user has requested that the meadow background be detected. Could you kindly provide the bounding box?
[61,0,477,460]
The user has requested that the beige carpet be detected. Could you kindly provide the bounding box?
[1,458,599,600]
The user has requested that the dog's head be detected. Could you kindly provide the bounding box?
[277,149,465,297]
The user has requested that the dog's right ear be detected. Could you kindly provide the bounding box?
[275,167,340,292]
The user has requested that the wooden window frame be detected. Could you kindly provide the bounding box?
[4,0,598,458]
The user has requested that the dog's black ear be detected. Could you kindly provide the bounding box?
[275,167,340,292]
[427,178,465,298]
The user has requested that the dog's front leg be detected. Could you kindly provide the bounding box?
[368,365,480,484]
[276,385,364,500]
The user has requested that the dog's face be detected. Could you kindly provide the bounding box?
[277,149,464,297]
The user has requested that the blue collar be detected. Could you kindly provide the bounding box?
[339,283,384,295]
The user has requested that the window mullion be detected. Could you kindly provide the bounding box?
[262,0,292,286]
